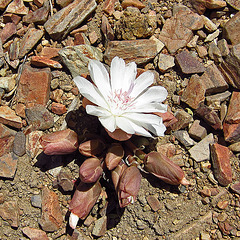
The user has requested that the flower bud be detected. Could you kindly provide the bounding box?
[40,129,78,155]
[144,152,189,185]
[79,157,103,183]
[105,143,124,170]
[117,165,142,208]
[78,139,105,157]
[111,161,128,190]
[69,181,101,229]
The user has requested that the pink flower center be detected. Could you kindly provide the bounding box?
[108,89,135,116]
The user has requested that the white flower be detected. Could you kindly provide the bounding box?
[73,56,168,138]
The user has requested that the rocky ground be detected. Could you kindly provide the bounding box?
[0,0,240,239]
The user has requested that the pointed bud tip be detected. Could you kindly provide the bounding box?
[180,177,190,186]
[69,212,79,229]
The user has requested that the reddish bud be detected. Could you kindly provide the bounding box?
[117,165,142,208]
[79,157,103,183]
[78,139,105,157]
[105,143,124,170]
[69,181,101,229]
[144,152,189,185]
[40,129,78,155]
[111,161,128,190]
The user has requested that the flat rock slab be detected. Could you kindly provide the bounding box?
[22,227,49,240]
[19,28,44,58]
[226,0,240,10]
[39,186,63,232]
[210,143,232,186]
[158,53,175,72]
[16,64,51,105]
[0,153,18,178]
[200,63,228,95]
[223,122,240,143]
[159,4,203,54]
[0,106,22,129]
[181,74,205,109]
[196,103,222,130]
[189,133,215,162]
[0,200,19,227]
[225,91,240,124]
[5,0,29,15]
[44,0,97,40]
[104,37,164,65]
[176,50,205,74]
[59,45,103,77]
[223,11,240,45]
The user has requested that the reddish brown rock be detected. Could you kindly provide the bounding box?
[223,11,240,45]
[17,64,51,105]
[230,182,240,194]
[34,0,48,7]
[223,122,240,143]
[190,0,226,14]
[101,15,114,41]
[0,135,15,157]
[73,32,90,45]
[3,13,21,24]
[0,153,18,178]
[39,47,61,59]
[39,187,63,232]
[189,120,207,141]
[51,102,67,115]
[200,63,228,95]
[218,221,234,235]
[146,195,162,212]
[181,74,205,109]
[0,22,16,44]
[15,103,26,118]
[31,56,62,69]
[44,0,97,40]
[196,103,222,130]
[56,0,73,8]
[102,0,118,15]
[219,43,240,89]
[19,28,44,58]
[5,0,29,15]
[176,51,205,74]
[224,91,240,124]
[0,0,11,10]
[170,109,193,131]
[159,5,203,53]
[0,123,16,138]
[0,106,22,129]
[22,2,49,24]
[104,38,163,65]
[156,143,176,158]
[22,227,49,240]
[0,201,19,227]
[122,0,145,9]
[88,31,99,45]
[210,143,232,186]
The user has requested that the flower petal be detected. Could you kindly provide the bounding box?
[133,86,168,106]
[130,71,154,98]
[86,105,111,117]
[88,60,111,97]
[110,56,126,91]
[116,117,136,134]
[131,103,168,113]
[122,62,137,92]
[122,112,166,136]
[73,76,108,109]
[99,115,116,132]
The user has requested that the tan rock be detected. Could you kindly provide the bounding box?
[0,106,22,129]
[104,37,164,65]
[6,0,29,15]
[22,227,49,240]
[0,201,19,227]
[39,187,63,232]
[122,0,145,9]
